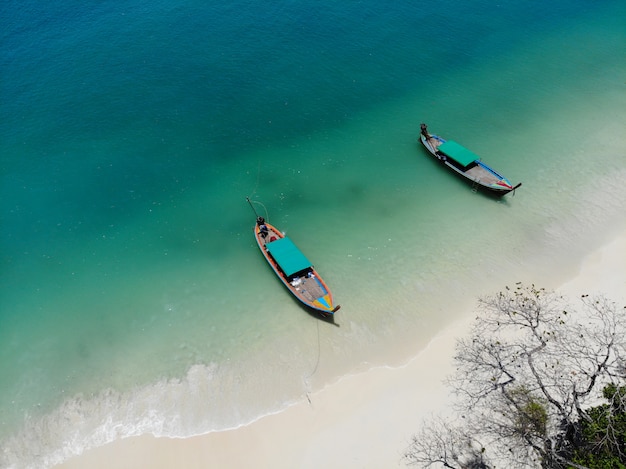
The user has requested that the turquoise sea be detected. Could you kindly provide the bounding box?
[1,1,625,467]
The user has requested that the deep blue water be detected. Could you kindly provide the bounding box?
[0,0,618,255]
[1,1,625,467]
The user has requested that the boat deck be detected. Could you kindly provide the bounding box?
[295,275,325,302]
[464,164,501,185]
[425,136,443,153]
[260,230,280,245]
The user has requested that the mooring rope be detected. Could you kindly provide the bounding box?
[248,160,262,199]
[246,163,270,223]
[245,195,269,223]
[303,319,322,405]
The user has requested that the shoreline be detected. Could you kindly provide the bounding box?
[54,231,626,469]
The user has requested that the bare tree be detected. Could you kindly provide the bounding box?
[404,284,626,468]
[404,417,492,469]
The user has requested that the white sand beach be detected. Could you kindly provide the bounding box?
[54,231,626,469]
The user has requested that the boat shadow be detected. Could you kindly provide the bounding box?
[305,306,341,327]
[473,186,520,204]
[312,309,340,327]
[287,295,340,327]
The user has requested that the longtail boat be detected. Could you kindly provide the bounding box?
[247,199,340,316]
[419,123,522,197]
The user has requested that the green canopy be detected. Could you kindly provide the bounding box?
[438,140,480,167]
[266,237,312,277]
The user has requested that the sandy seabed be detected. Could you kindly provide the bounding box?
[55,232,626,469]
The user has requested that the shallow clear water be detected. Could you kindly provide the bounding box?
[1,0,625,467]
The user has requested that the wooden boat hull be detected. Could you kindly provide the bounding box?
[419,128,521,197]
[253,222,340,316]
